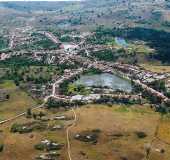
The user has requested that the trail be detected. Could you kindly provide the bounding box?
[0,77,57,125]
[0,102,45,125]
[146,114,170,160]
[146,115,162,160]
[66,107,77,160]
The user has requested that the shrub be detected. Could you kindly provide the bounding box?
[0,144,4,152]
[135,131,147,139]
[34,143,45,151]
[10,123,33,134]
[10,123,22,133]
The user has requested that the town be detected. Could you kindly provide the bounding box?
[1,1,170,160]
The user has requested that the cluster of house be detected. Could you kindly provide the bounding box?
[52,68,84,95]
[9,26,33,49]
[135,79,169,102]
[1,29,170,105]
[70,93,141,103]
[35,139,63,160]
[165,79,170,92]
[0,53,10,61]
[54,55,170,104]
[111,63,170,84]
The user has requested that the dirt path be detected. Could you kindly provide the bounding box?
[0,102,45,125]
[146,114,170,160]
[146,115,162,160]
[66,108,77,160]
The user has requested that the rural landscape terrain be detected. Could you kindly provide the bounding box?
[1,0,170,160]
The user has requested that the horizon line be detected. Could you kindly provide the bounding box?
[0,0,83,2]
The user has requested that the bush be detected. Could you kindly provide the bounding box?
[135,131,147,139]
[0,144,4,152]
[10,123,33,134]
[10,123,22,133]
[34,143,45,151]
[34,141,63,151]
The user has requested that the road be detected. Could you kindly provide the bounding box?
[0,67,83,125]
[38,31,61,44]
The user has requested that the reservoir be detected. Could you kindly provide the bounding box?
[74,73,132,92]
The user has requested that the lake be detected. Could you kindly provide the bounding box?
[74,73,132,92]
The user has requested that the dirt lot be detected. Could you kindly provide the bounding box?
[0,104,170,160]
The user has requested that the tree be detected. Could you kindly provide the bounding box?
[26,108,32,118]
[39,111,45,119]
[0,144,4,152]
[6,94,10,100]
[33,113,37,120]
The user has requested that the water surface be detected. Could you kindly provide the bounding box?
[74,73,132,92]
[115,37,128,47]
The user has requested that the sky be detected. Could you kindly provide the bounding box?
[0,0,82,1]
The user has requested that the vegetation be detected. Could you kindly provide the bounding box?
[67,84,89,95]
[0,64,61,85]
[26,38,60,50]
[0,1,170,159]
[10,123,32,133]
[93,26,170,63]
[83,68,102,75]
[92,49,117,62]
[95,95,142,105]
[0,36,8,50]
[0,144,4,152]
[150,80,167,93]
[0,57,43,67]
[46,97,70,108]
[0,80,16,89]
[0,82,36,120]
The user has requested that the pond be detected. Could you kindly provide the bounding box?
[74,73,132,92]
[115,37,128,47]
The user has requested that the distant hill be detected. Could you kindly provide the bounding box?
[0,1,77,11]
[0,0,170,31]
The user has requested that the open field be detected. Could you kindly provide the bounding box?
[0,81,37,120]
[1,104,170,160]
[69,105,159,160]
[140,64,170,73]
[0,80,16,90]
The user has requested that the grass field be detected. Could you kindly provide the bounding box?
[0,80,16,90]
[1,104,170,160]
[140,64,170,73]
[0,81,37,120]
